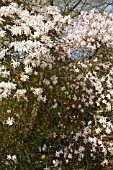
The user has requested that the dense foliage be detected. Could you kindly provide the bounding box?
[0,0,113,169]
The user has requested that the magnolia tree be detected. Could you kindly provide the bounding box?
[0,0,113,169]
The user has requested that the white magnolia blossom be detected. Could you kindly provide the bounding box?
[101,159,108,166]
[6,117,14,126]
[0,49,8,59]
[14,89,26,99]
[11,60,20,68]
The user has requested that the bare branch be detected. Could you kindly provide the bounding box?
[69,0,82,12]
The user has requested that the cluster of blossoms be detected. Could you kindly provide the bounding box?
[7,154,17,162]
[0,0,113,169]
[0,82,16,99]
[69,9,113,50]
[0,1,72,102]
[38,118,113,169]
